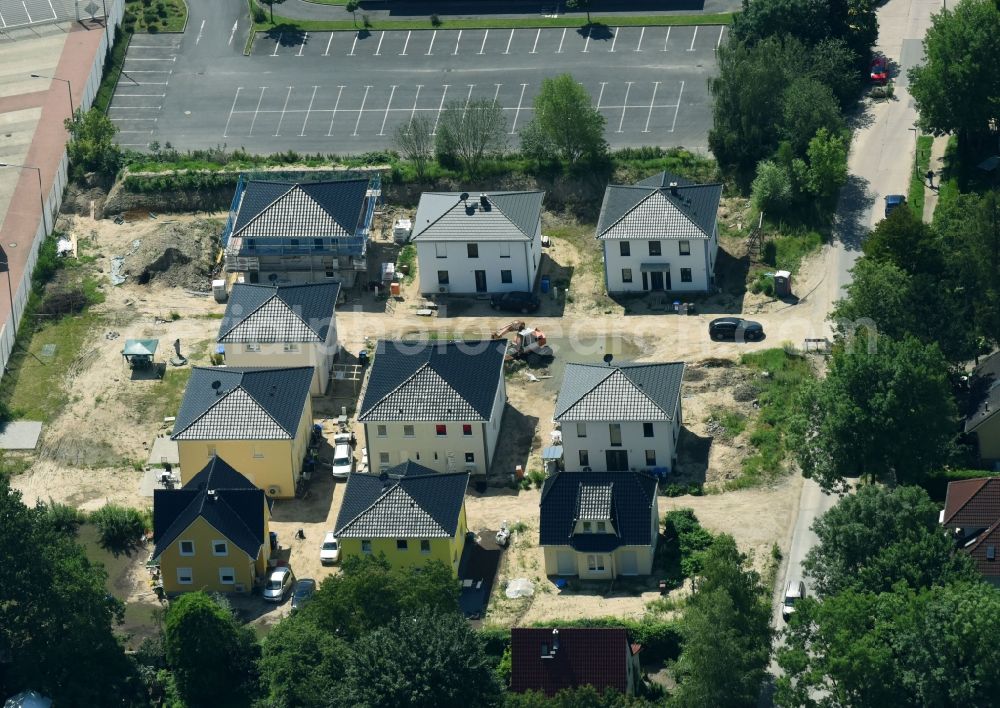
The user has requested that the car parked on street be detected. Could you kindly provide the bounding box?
[709,317,764,342]
[884,194,907,217]
[490,291,540,313]
[290,578,316,612]
[870,54,889,84]
[262,566,295,603]
[782,580,807,620]
[320,532,340,565]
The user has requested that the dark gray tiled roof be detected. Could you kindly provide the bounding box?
[554,362,685,422]
[358,340,506,422]
[172,367,313,440]
[334,464,469,538]
[411,191,543,242]
[232,179,369,240]
[596,171,722,241]
[153,456,266,560]
[540,470,658,551]
[217,282,340,344]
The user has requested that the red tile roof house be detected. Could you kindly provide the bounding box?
[941,477,1000,585]
[509,627,641,697]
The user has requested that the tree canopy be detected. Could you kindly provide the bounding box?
[258,614,348,708]
[521,74,607,165]
[434,99,508,176]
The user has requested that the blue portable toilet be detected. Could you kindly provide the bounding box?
[540,276,550,294]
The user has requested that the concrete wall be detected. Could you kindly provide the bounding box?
[602,230,716,293]
[158,516,262,594]
[560,413,681,473]
[416,238,539,295]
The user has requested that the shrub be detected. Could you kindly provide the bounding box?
[90,504,149,556]
[430,14,441,26]
[527,469,546,489]
[663,509,714,577]
[253,6,266,22]
[662,483,687,497]
[751,160,792,216]
[41,499,86,536]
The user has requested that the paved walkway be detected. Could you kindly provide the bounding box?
[922,134,949,222]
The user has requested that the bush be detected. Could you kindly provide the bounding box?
[751,160,793,216]
[430,13,441,26]
[919,469,999,502]
[663,509,714,577]
[527,469,546,489]
[662,483,687,497]
[41,499,86,536]
[90,504,149,556]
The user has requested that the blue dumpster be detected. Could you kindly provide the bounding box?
[540,276,550,294]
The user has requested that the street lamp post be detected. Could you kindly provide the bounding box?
[30,73,75,117]
[0,163,49,235]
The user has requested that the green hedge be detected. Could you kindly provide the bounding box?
[920,468,999,502]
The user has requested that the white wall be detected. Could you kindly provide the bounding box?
[416,239,538,294]
[560,413,681,473]
[602,230,716,293]
[364,420,489,474]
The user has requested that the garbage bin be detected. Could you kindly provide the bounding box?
[540,276,550,294]
[359,350,369,367]
[774,270,792,297]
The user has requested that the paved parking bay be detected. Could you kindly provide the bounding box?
[112,25,722,153]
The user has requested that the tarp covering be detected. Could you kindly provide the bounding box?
[122,339,158,357]
[541,446,564,460]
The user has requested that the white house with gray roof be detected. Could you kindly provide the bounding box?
[411,191,544,295]
[554,362,685,474]
[597,172,722,294]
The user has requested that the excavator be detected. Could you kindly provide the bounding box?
[491,321,554,360]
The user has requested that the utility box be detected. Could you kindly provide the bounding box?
[212,279,228,303]
[774,270,792,297]
[393,218,412,244]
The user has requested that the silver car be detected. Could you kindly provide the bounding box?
[782,580,806,620]
[262,566,294,603]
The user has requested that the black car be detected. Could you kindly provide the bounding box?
[709,317,764,342]
[490,291,540,313]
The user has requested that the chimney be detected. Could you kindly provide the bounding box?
[480,193,490,211]
[669,181,679,196]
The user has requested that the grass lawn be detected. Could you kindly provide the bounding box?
[908,134,933,219]
[126,0,188,33]
[128,367,192,424]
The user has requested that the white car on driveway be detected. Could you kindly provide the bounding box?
[320,532,340,565]
[331,433,354,478]
[782,580,806,620]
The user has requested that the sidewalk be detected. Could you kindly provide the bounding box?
[922,135,948,222]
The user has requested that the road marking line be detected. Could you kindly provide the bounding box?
[229,21,237,46]
[530,28,540,53]
[504,29,514,54]
[663,26,671,51]
[479,29,488,54]
[635,27,644,52]
[133,82,169,85]
[431,85,450,135]
[609,27,618,52]
[643,81,660,133]
[301,85,318,136]
[353,85,371,135]
[22,1,32,23]
[324,33,333,56]
[115,94,166,97]
[375,31,384,55]
[716,25,724,50]
[349,33,358,56]
[275,86,294,136]
[120,70,171,73]
[223,86,242,138]
[119,143,151,147]
[327,85,345,136]
[247,86,267,136]
[378,85,397,135]
[463,84,475,118]
[493,83,501,105]
[272,34,282,56]
[426,29,436,55]
[453,29,462,55]
[617,81,633,132]
[510,83,527,133]
[596,81,607,110]
[582,27,591,53]
[400,30,410,55]
[670,80,684,132]
[557,27,566,53]
[298,33,307,56]
[110,117,157,121]
[407,85,423,128]
[118,130,154,133]
[195,19,205,44]
[688,26,698,51]
[124,57,176,61]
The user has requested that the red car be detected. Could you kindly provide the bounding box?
[870,55,889,84]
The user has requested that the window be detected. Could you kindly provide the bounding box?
[252,446,264,459]
[643,422,654,438]
[377,425,388,438]
[680,268,692,283]
[290,239,299,247]
[500,269,512,284]
[437,270,449,285]
[219,567,235,584]
[462,424,473,436]
[619,241,630,257]
[396,539,408,550]
[579,450,589,468]
[314,238,324,251]
[679,240,691,256]
[500,242,510,258]
[403,425,415,437]
[576,422,587,438]
[467,243,479,258]
[587,555,605,571]
[420,539,431,554]
[361,540,372,554]
[179,540,194,556]
[283,342,300,353]
[621,268,633,283]
[465,452,475,463]
[206,446,216,458]
[244,343,261,353]
[583,521,592,532]
[436,424,447,436]
[597,521,606,532]
[379,452,390,465]
[246,239,256,251]
[325,269,336,279]
[609,424,622,447]
[212,541,228,556]
[648,241,661,256]
[176,567,193,585]
[645,450,657,466]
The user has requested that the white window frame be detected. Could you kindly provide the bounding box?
[436,243,447,258]
[376,425,388,438]
[597,521,607,533]
[283,342,300,353]
[206,445,216,458]
[379,452,390,465]
[176,567,193,585]
[420,539,431,554]
[212,540,229,557]
[576,422,587,438]
[361,540,372,554]
[179,540,195,556]
[622,268,633,283]
[499,242,511,258]
[245,343,261,353]
[218,567,236,585]
[583,521,592,532]
[403,425,415,438]
[587,555,605,571]
[679,240,691,256]
[252,445,264,459]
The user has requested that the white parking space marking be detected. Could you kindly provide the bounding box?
[229,21,237,45]
[426,30,436,55]
[610,28,619,53]
[510,83,527,133]
[378,85,396,135]
[353,85,371,135]
[663,26,671,51]
[274,86,293,136]
[557,28,566,53]
[247,86,267,136]
[298,33,307,56]
[670,80,685,132]
[617,81,633,132]
[301,85,318,136]
[504,29,514,54]
[530,28,540,54]
[400,30,410,55]
[688,26,698,51]
[324,33,333,56]
[223,87,242,138]
[375,31,384,55]
[479,30,488,54]
[407,84,423,127]
[493,83,502,105]
[432,85,449,134]
[453,30,462,55]
[327,85,345,136]
[583,27,591,53]
[643,81,659,132]
[463,84,475,118]
[349,33,358,56]
[717,26,725,49]
[596,81,607,110]
[195,19,205,44]
[635,27,645,52]
[272,34,282,56]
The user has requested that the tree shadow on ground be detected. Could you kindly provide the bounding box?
[267,25,307,48]
[832,173,874,252]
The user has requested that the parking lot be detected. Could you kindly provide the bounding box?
[111,25,721,153]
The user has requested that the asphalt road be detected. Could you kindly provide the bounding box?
[110,3,721,153]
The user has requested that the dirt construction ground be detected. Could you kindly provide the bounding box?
[7,203,834,635]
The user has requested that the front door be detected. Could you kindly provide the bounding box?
[606,450,629,471]
[641,272,648,291]
[650,271,665,290]
[665,270,672,290]
[620,550,638,575]
[557,551,576,575]
[474,270,487,292]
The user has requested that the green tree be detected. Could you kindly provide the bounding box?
[751,160,793,215]
[342,608,502,708]
[830,257,916,340]
[566,0,593,25]
[89,503,148,557]
[790,336,957,490]
[258,614,349,707]
[260,0,286,24]
[672,535,772,708]
[64,108,122,180]
[522,74,607,165]
[393,114,435,180]
[164,592,259,707]
[909,0,1000,150]
[435,99,508,176]
[806,37,862,109]
[805,127,849,200]
[864,205,944,276]
[734,0,876,59]
[781,78,845,157]
[803,485,978,597]
[0,477,143,705]
[345,0,359,27]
